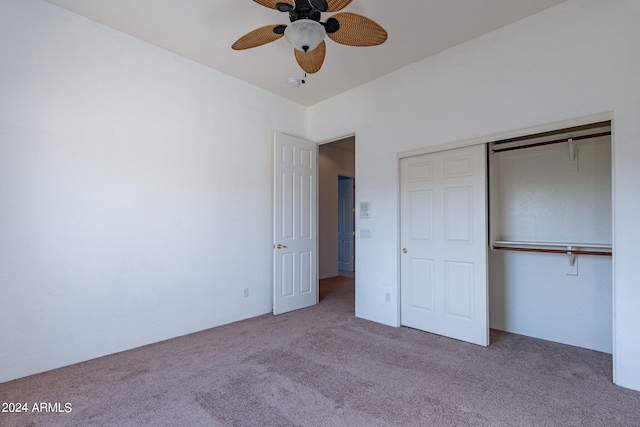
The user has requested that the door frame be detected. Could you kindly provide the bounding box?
[277,131,357,307]
[317,133,357,281]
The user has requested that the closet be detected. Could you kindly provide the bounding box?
[488,121,612,353]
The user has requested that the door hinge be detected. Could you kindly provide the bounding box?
[352,231,356,236]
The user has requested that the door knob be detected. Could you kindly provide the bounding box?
[275,244,287,249]
[402,248,408,254]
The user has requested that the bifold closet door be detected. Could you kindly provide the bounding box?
[400,144,488,346]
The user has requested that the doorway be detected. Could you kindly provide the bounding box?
[318,136,355,281]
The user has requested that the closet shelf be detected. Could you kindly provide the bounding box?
[491,240,612,257]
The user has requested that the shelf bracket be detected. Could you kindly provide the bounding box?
[568,137,576,161]
[567,246,577,266]
[566,136,578,171]
[566,246,578,275]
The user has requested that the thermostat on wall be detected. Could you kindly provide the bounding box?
[359,201,371,218]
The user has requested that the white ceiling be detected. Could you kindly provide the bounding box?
[42,0,568,106]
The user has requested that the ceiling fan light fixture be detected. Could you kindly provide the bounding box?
[284,19,326,52]
[233,1,387,75]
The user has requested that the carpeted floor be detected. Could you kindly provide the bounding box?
[1,275,639,426]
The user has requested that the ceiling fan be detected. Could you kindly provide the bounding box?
[232,0,387,75]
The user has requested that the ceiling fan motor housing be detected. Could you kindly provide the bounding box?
[286,1,322,23]
[274,0,340,39]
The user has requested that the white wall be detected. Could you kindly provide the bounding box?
[308,0,640,391]
[319,140,355,279]
[0,0,306,383]
[495,135,612,244]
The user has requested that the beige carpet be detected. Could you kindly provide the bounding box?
[1,275,639,426]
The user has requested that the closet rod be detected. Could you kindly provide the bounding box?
[492,131,611,154]
[492,246,612,256]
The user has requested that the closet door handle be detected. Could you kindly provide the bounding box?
[402,248,408,254]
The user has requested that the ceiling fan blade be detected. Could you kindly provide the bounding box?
[294,40,326,74]
[253,0,295,10]
[325,0,353,12]
[327,12,387,47]
[232,25,286,50]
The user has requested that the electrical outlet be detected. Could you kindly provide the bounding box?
[385,293,391,303]
[243,288,249,298]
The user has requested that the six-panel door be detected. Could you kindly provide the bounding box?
[400,144,488,346]
[273,132,318,315]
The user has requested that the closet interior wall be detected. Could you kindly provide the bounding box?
[488,122,612,353]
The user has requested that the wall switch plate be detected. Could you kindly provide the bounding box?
[243,288,249,297]
[360,229,371,238]
[385,293,391,303]
[359,201,371,218]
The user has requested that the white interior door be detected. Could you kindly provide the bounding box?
[338,177,355,272]
[273,132,318,315]
[400,144,488,346]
